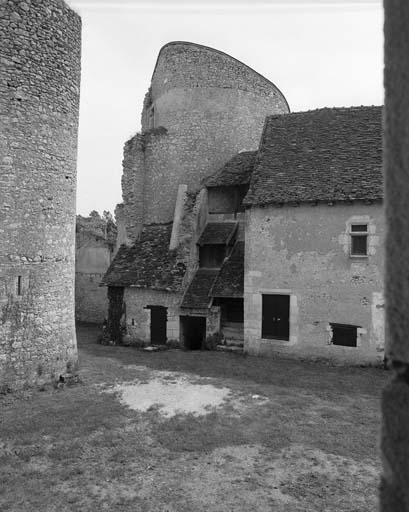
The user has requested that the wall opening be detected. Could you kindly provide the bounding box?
[147,306,167,345]
[262,294,290,341]
[220,297,244,344]
[330,323,359,347]
[180,316,206,350]
[17,275,22,296]
[350,223,368,256]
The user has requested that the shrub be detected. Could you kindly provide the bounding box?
[203,332,223,351]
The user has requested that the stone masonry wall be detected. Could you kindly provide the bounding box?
[150,42,289,106]
[121,134,145,242]
[381,1,409,509]
[122,42,289,239]
[244,203,385,364]
[75,273,108,324]
[75,240,111,324]
[0,0,81,389]
[119,190,208,346]
[75,215,115,324]
[124,288,181,345]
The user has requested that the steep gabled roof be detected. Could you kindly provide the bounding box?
[197,222,238,246]
[210,241,244,298]
[180,269,219,309]
[203,151,257,188]
[244,106,383,207]
[102,224,185,291]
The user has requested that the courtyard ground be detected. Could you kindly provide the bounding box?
[0,323,388,511]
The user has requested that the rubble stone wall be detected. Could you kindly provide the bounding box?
[0,0,81,389]
[75,273,108,324]
[124,288,181,345]
[122,42,289,238]
[381,1,409,508]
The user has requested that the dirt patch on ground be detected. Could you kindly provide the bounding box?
[105,370,232,417]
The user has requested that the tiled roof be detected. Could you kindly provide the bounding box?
[203,151,257,188]
[102,224,186,291]
[210,241,244,298]
[244,106,383,206]
[197,222,238,245]
[180,269,219,309]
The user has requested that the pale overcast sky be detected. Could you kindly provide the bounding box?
[67,0,383,216]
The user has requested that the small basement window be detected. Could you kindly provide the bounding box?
[330,323,359,347]
[350,224,368,256]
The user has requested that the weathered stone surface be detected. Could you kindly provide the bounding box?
[75,213,116,324]
[380,371,409,511]
[0,0,81,389]
[384,0,409,365]
[244,203,385,364]
[107,42,290,348]
[122,41,289,240]
[382,1,409,509]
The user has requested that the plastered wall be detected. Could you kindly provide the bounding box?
[0,0,81,389]
[244,203,385,364]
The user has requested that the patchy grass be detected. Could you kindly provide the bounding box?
[0,323,389,511]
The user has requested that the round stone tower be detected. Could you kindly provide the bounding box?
[0,0,81,389]
[122,41,289,238]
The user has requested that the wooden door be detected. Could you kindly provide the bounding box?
[150,306,167,345]
[262,294,290,341]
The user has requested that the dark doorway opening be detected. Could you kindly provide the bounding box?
[180,316,206,350]
[218,297,244,344]
[262,294,290,341]
[330,323,358,347]
[147,305,167,345]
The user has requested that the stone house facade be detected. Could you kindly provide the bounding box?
[103,41,384,364]
[243,106,384,364]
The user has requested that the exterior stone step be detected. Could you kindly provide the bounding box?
[222,339,244,347]
[216,345,243,353]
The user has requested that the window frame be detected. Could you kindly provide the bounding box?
[350,223,369,258]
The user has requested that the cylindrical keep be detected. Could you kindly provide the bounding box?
[125,42,289,231]
[0,0,81,389]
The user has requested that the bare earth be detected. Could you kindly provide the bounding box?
[0,323,388,511]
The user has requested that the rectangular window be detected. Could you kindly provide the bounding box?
[350,224,368,256]
[330,323,358,347]
[262,294,290,341]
